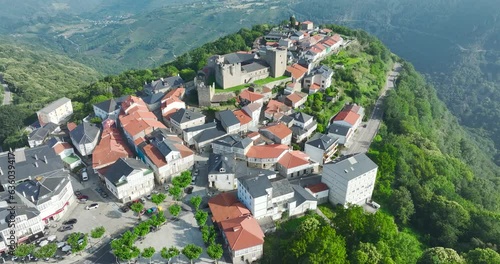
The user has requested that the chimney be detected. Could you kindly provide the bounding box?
[31,196,35,203]
[0,167,2,175]
[22,191,26,197]
[35,154,38,160]
[35,162,38,168]
[44,156,48,164]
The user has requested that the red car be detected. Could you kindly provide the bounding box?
[77,195,89,200]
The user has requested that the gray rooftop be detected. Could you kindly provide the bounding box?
[170,108,205,124]
[0,201,40,230]
[324,153,378,181]
[151,137,178,157]
[216,110,239,130]
[29,127,50,142]
[37,97,71,114]
[239,175,272,198]
[207,153,234,175]
[184,122,216,133]
[234,137,253,149]
[194,126,227,144]
[212,134,243,148]
[142,93,164,105]
[291,185,316,206]
[70,122,100,145]
[144,76,184,94]
[327,123,351,136]
[105,158,149,186]
[290,112,313,124]
[278,115,294,126]
[306,133,338,150]
[271,178,294,198]
[0,146,64,183]
[93,98,119,113]
[241,61,269,73]
[15,172,70,205]
[310,65,334,79]
[223,53,256,64]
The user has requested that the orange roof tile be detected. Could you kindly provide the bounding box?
[220,216,265,251]
[310,83,321,90]
[67,122,77,132]
[262,87,272,94]
[208,192,251,224]
[333,110,360,126]
[246,144,289,159]
[313,43,326,51]
[312,35,323,43]
[265,100,289,115]
[239,89,264,103]
[286,63,308,80]
[302,20,313,25]
[233,110,252,126]
[121,96,148,114]
[162,87,185,102]
[278,151,310,169]
[246,131,260,139]
[92,127,133,169]
[174,142,194,158]
[344,104,362,115]
[306,183,329,193]
[134,137,145,145]
[143,144,168,167]
[53,142,72,155]
[286,92,306,104]
[332,34,342,42]
[260,123,292,140]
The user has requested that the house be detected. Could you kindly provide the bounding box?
[305,133,339,165]
[284,82,298,95]
[233,110,252,133]
[242,102,262,128]
[143,76,184,95]
[208,192,264,264]
[261,86,273,101]
[93,98,120,120]
[327,123,353,145]
[207,154,237,190]
[161,87,186,122]
[332,107,362,129]
[308,83,321,94]
[239,89,264,106]
[216,110,241,134]
[300,21,314,30]
[141,93,165,112]
[182,123,217,146]
[212,134,253,160]
[288,185,318,216]
[169,108,206,134]
[0,202,44,246]
[47,137,81,169]
[104,158,155,202]
[28,123,60,148]
[246,144,289,169]
[285,63,308,83]
[259,123,293,146]
[322,153,378,207]
[305,183,329,204]
[92,126,133,177]
[36,97,73,126]
[288,112,318,142]
[276,150,317,179]
[69,122,101,156]
[138,129,194,184]
[0,146,76,224]
[303,65,334,90]
[264,100,291,121]
[279,38,293,48]
[193,125,228,152]
[285,92,308,109]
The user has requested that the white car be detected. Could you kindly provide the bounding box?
[85,203,99,210]
[81,171,88,181]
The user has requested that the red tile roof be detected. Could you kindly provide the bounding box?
[92,127,133,170]
[278,151,310,169]
[53,142,72,155]
[286,64,308,80]
[310,83,321,90]
[306,183,329,193]
[332,34,342,42]
[162,87,185,103]
[302,20,313,25]
[239,89,264,103]
[286,92,306,105]
[265,100,290,116]
[333,110,360,126]
[220,215,265,251]
[246,131,260,140]
[143,144,168,167]
[246,144,289,159]
[67,122,77,132]
[260,123,292,140]
[344,104,362,115]
[121,96,148,114]
[208,192,251,224]
[262,87,272,94]
[233,110,252,126]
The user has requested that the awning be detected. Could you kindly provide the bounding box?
[42,201,69,221]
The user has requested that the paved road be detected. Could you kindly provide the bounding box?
[343,62,402,156]
[1,84,11,105]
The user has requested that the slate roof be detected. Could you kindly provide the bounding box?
[0,203,40,230]
[29,127,50,141]
[144,76,184,94]
[328,123,351,136]
[306,133,338,150]
[324,153,378,181]
[271,178,294,198]
[290,112,313,124]
[194,126,227,144]
[70,122,100,145]
[141,93,164,105]
[212,134,243,148]
[217,110,240,129]
[170,108,205,124]
[37,97,71,114]
[241,61,269,73]
[235,138,253,150]
[16,171,69,205]
[93,98,119,113]
[239,175,272,198]
[184,122,216,133]
[208,153,234,175]
[105,158,149,186]
[223,53,256,64]
[292,185,316,206]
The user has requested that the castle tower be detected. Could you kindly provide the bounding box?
[196,77,214,107]
[265,47,288,78]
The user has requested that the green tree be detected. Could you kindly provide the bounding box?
[417,247,465,264]
[352,242,382,264]
[14,244,35,258]
[67,232,88,253]
[190,195,202,210]
[168,186,182,200]
[131,202,144,218]
[134,221,151,238]
[90,226,106,239]
[179,68,196,81]
[195,210,208,227]
[161,246,180,264]
[390,187,415,225]
[169,204,181,217]
[464,248,500,264]
[33,243,57,259]
[151,193,166,206]
[172,171,192,188]
[142,247,156,264]
[207,243,223,263]
[182,244,203,264]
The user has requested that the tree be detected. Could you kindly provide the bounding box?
[168,186,182,200]
[90,226,106,239]
[417,247,465,264]
[169,204,181,218]
[134,221,151,238]
[195,210,208,227]
[207,243,223,263]
[161,246,180,264]
[131,202,144,218]
[34,243,57,259]
[142,247,156,264]
[190,195,202,210]
[172,171,191,188]
[182,244,203,264]
[14,244,35,258]
[151,193,166,206]
[464,248,500,264]
[352,243,382,264]
[67,232,87,253]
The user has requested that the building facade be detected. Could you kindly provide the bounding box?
[37,97,73,126]
[105,158,155,202]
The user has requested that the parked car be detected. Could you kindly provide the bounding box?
[120,206,130,213]
[185,186,194,194]
[146,207,158,215]
[140,197,146,204]
[164,185,170,191]
[81,171,88,181]
[74,191,82,197]
[62,219,77,225]
[58,225,73,232]
[146,194,152,200]
[191,176,197,185]
[85,203,99,210]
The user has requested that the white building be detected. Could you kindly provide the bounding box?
[92,98,120,120]
[69,122,101,156]
[169,108,206,134]
[321,153,378,207]
[207,154,236,191]
[182,123,217,146]
[305,183,329,204]
[288,112,317,143]
[303,65,334,91]
[276,151,317,179]
[217,110,241,134]
[305,133,339,165]
[105,158,155,203]
[36,97,73,126]
[288,185,317,216]
[0,203,44,247]
[242,102,262,128]
[212,134,253,160]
